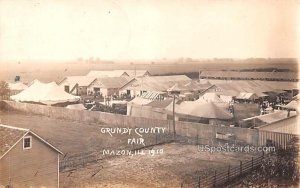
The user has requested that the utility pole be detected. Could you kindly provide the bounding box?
[173,94,176,140]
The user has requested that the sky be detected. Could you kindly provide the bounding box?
[0,0,298,62]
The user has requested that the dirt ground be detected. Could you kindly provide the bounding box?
[60,143,258,188]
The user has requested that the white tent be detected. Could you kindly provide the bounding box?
[165,100,232,120]
[8,82,28,91]
[11,81,80,105]
[199,93,224,103]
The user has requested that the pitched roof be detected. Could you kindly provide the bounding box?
[118,70,150,77]
[243,110,297,124]
[59,76,96,87]
[200,71,298,80]
[0,124,63,160]
[167,83,183,92]
[87,70,150,78]
[123,75,192,92]
[145,99,173,108]
[256,111,297,124]
[236,92,258,100]
[86,70,128,77]
[206,80,298,97]
[93,77,132,88]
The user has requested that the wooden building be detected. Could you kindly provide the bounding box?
[0,124,63,188]
[58,76,96,95]
[86,77,133,97]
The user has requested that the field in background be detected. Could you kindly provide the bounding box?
[0,58,297,83]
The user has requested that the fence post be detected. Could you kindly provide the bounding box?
[240,161,242,175]
[227,165,230,181]
[198,176,201,188]
[251,157,254,170]
[156,135,158,144]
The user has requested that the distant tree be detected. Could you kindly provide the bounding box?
[0,81,10,100]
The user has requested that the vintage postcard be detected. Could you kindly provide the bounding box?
[0,0,299,187]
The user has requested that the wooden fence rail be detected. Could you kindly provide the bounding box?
[197,154,265,187]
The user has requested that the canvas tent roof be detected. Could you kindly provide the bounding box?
[199,93,224,103]
[128,97,152,105]
[282,100,300,111]
[11,81,80,105]
[165,100,232,120]
[8,82,28,91]
[28,79,41,86]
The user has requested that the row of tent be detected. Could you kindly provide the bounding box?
[128,93,233,120]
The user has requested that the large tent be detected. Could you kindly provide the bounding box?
[8,82,28,91]
[281,100,300,111]
[165,100,233,120]
[11,81,80,105]
[199,93,224,103]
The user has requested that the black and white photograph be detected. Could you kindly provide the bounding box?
[0,0,299,187]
